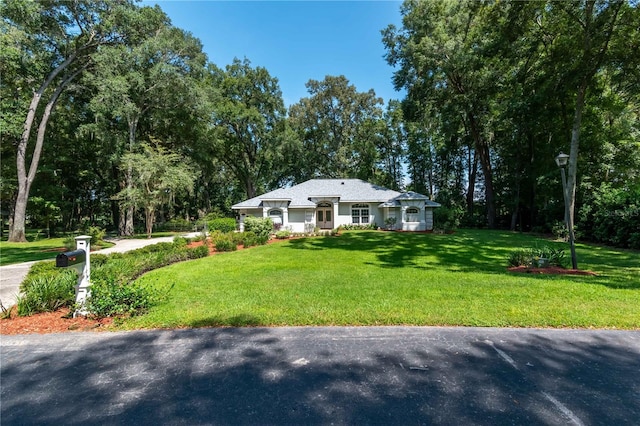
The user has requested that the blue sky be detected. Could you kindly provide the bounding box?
[142,1,404,107]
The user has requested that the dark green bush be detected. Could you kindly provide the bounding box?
[87,279,158,318]
[238,231,258,247]
[188,244,210,259]
[507,249,533,267]
[90,253,109,267]
[214,234,237,252]
[18,238,211,318]
[208,217,237,233]
[173,236,188,248]
[159,218,192,232]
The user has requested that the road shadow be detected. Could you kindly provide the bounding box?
[1,328,639,425]
[287,231,640,290]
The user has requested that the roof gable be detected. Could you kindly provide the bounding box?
[231,179,439,209]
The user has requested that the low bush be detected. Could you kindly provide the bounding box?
[16,270,76,316]
[87,279,160,318]
[507,245,567,268]
[233,231,257,247]
[173,236,188,248]
[340,224,376,231]
[275,230,291,239]
[208,218,237,233]
[214,234,237,252]
[507,249,533,267]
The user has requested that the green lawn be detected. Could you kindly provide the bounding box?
[123,229,640,330]
[0,238,69,266]
[0,238,114,266]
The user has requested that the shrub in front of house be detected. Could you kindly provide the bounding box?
[213,233,237,252]
[275,230,291,239]
[243,216,273,244]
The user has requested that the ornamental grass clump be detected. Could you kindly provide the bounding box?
[507,245,567,268]
[16,270,76,316]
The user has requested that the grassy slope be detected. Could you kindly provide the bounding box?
[125,230,640,330]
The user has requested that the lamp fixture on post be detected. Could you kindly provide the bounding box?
[555,152,578,269]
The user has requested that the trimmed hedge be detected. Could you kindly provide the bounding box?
[208,218,237,233]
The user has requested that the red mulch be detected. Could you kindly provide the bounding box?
[0,307,113,335]
[507,266,597,276]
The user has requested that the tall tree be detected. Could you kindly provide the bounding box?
[287,75,384,182]
[114,143,197,238]
[2,0,140,242]
[82,10,207,235]
[383,0,502,227]
[207,58,287,199]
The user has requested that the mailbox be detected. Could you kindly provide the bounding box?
[56,249,87,268]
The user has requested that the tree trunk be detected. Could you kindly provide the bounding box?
[145,207,154,239]
[466,147,477,214]
[466,112,496,228]
[9,66,82,242]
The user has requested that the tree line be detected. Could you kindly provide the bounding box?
[1,0,638,248]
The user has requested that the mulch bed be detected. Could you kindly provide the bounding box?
[507,266,597,276]
[0,307,113,335]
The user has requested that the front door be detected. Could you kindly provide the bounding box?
[316,205,333,229]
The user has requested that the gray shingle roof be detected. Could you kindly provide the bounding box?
[232,179,412,209]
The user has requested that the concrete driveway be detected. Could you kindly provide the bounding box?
[2,326,639,425]
[0,236,181,309]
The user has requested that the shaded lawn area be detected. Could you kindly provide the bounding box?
[125,230,640,330]
[0,238,68,266]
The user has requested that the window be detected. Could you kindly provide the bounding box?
[351,204,370,224]
[406,207,419,222]
[269,209,283,225]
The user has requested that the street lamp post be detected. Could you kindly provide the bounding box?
[555,153,578,269]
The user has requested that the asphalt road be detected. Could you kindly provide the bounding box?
[2,327,639,425]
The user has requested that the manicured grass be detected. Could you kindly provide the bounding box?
[123,229,640,330]
[0,238,69,266]
[0,238,114,266]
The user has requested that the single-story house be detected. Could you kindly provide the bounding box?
[232,179,441,233]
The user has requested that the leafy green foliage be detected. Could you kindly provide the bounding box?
[208,218,236,233]
[87,280,160,318]
[213,233,237,252]
[243,216,273,242]
[578,184,640,249]
[275,230,291,239]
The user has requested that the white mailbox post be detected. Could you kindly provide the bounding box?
[56,235,91,316]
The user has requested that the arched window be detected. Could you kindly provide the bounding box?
[406,207,419,222]
[351,204,370,224]
[269,209,283,225]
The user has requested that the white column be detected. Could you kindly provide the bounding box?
[263,207,268,218]
[74,235,91,316]
[401,206,407,231]
[283,207,289,228]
